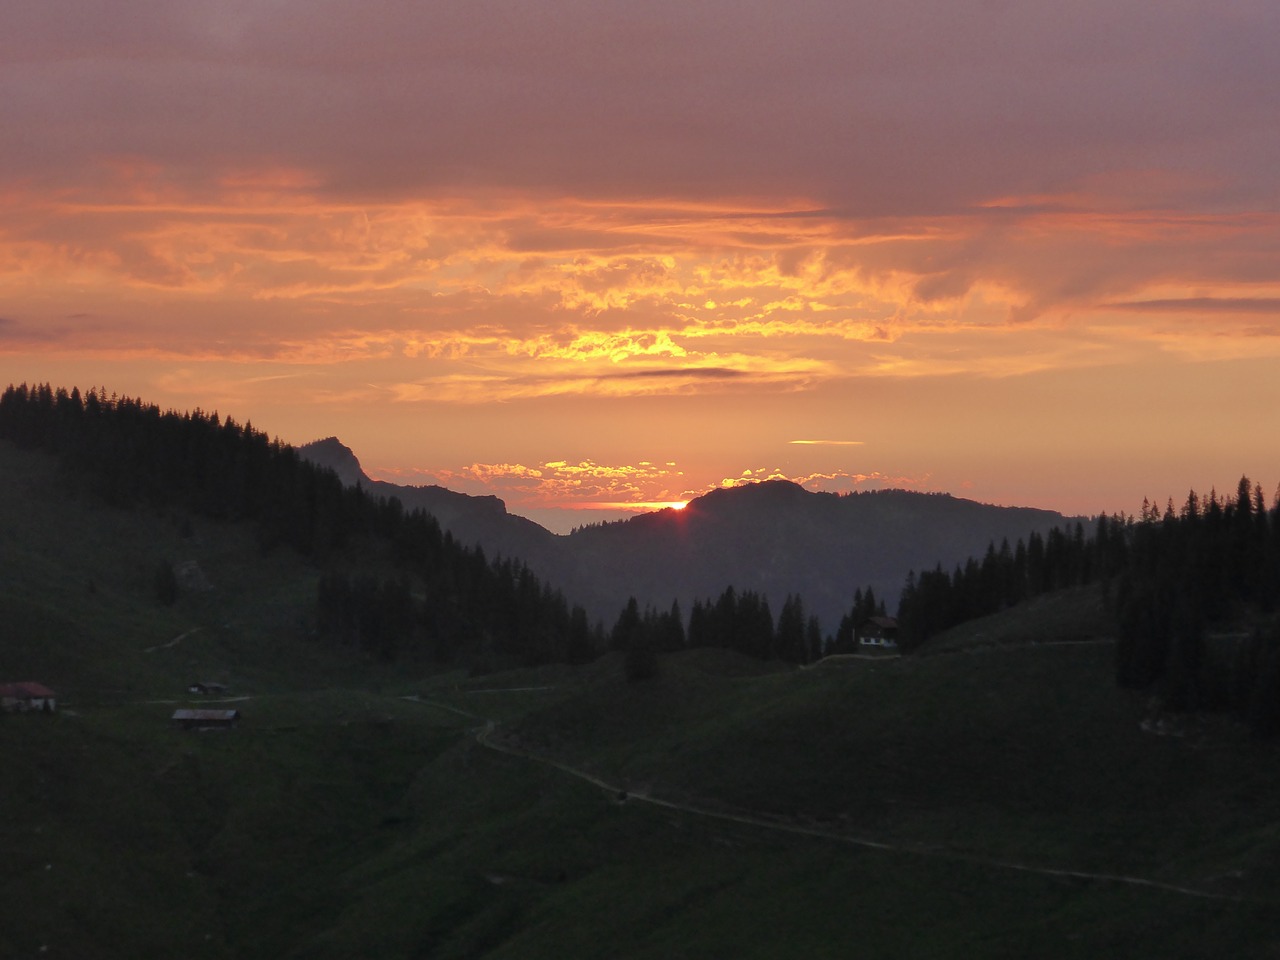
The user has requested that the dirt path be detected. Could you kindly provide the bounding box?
[142,628,200,653]
[804,638,1114,670]
[802,653,902,667]
[407,695,1251,904]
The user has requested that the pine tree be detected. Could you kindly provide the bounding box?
[776,595,807,663]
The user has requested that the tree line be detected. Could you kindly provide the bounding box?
[892,517,1131,649]
[1113,479,1280,733]
[16,382,1277,709]
[0,383,604,669]
[607,588,827,680]
[0,383,842,676]
[888,476,1280,735]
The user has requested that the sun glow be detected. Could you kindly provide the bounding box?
[578,500,690,513]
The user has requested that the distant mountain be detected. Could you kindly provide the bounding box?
[302,439,1074,632]
[554,480,1072,629]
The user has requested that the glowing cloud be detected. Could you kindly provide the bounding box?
[713,470,934,500]
[789,440,865,446]
[373,455,934,524]
[398,458,696,513]
[4,0,1280,522]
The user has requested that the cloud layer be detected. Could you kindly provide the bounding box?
[3,0,1279,521]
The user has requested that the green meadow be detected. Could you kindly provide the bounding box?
[3,442,1280,958]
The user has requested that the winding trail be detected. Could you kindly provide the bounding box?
[143,628,200,653]
[405,696,1251,904]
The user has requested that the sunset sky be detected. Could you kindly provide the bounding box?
[3,1,1278,532]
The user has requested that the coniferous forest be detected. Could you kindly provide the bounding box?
[0,383,908,674]
[0,383,603,668]
[0,384,862,674]
[889,478,1280,735]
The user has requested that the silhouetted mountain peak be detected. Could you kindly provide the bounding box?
[298,437,365,487]
[296,437,557,561]
[291,439,1070,633]
[691,479,811,514]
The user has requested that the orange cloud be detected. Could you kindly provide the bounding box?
[380,454,937,520]
[789,439,865,446]
[6,0,1279,532]
[5,161,1280,407]
[402,457,694,512]
[720,469,932,494]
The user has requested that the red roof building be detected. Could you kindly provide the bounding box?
[0,682,57,712]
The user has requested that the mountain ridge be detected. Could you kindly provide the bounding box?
[299,436,556,562]
[299,438,1075,630]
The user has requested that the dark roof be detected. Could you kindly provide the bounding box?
[860,616,899,630]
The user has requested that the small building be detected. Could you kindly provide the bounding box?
[0,682,57,713]
[187,681,229,696]
[856,616,900,650]
[171,708,240,730]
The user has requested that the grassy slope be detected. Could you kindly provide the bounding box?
[3,441,1280,958]
[549,647,1280,869]
[385,645,1280,960]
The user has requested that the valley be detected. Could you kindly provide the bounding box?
[3,416,1280,958]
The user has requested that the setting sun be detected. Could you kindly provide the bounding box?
[575,501,691,515]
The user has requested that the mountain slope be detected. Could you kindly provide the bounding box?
[299,437,556,565]
[556,480,1072,627]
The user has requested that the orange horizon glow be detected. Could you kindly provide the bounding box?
[574,500,691,514]
[3,0,1278,530]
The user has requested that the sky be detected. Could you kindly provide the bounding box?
[3,0,1279,532]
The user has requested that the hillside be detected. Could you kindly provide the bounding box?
[556,480,1070,628]
[0,385,601,671]
[0,442,356,700]
[4,438,1280,957]
[301,437,1073,630]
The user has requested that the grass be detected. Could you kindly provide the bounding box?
[499,633,1280,946]
[4,440,1280,957]
[918,583,1113,653]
